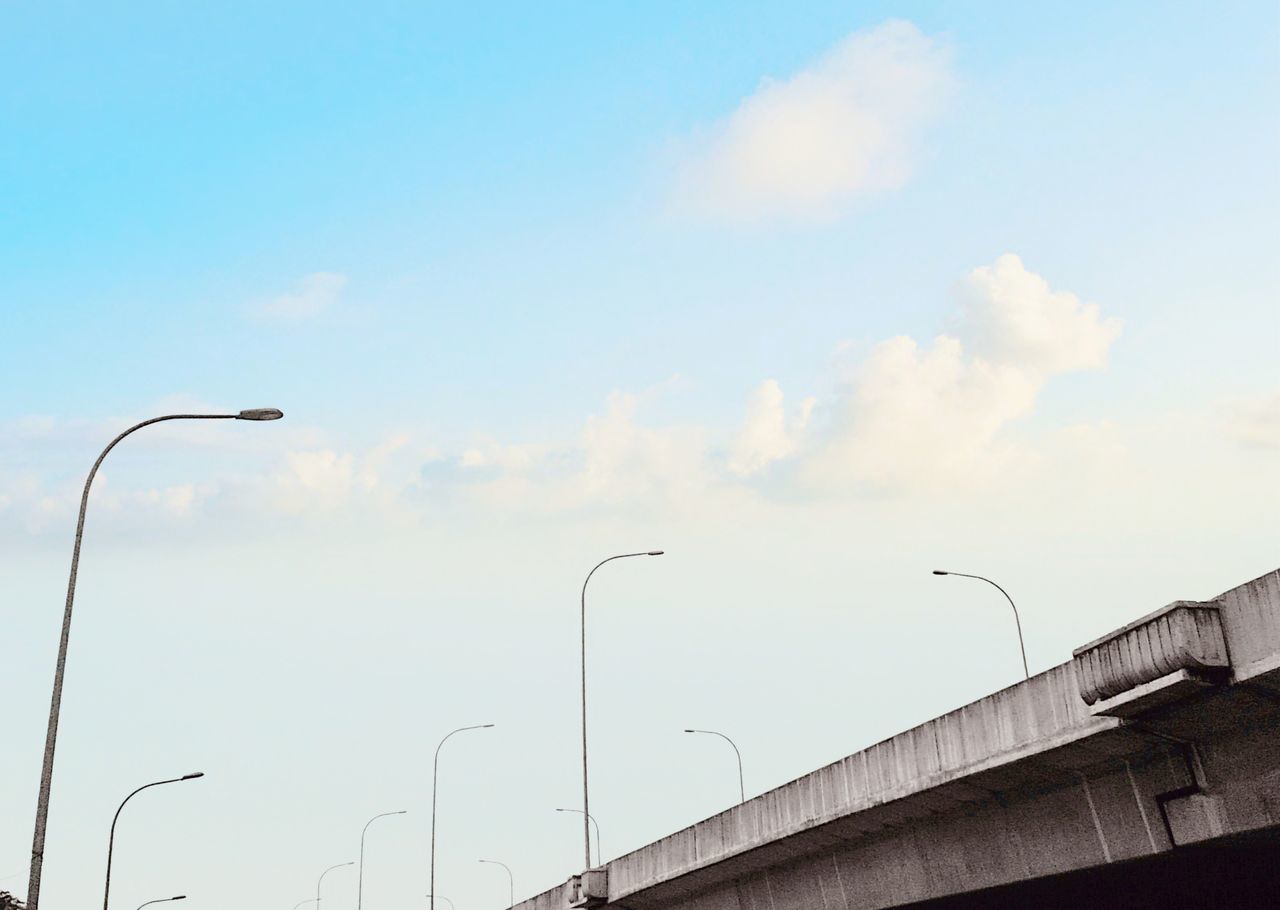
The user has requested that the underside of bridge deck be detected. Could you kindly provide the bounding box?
[902,828,1280,909]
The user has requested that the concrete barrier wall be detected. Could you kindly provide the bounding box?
[1217,569,1280,681]
[606,662,1111,901]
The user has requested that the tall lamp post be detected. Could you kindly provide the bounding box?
[553,808,602,867]
[358,810,406,910]
[316,861,353,910]
[136,897,185,910]
[27,407,283,909]
[580,550,663,869]
[431,725,493,910]
[478,858,514,909]
[932,570,1029,679]
[103,772,205,910]
[683,729,745,803]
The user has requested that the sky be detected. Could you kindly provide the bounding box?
[1,1,1278,907]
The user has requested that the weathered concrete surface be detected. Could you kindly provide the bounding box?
[516,568,1280,910]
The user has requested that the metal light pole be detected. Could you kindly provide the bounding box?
[103,772,204,910]
[424,895,454,910]
[683,729,745,803]
[478,859,514,909]
[358,810,406,910]
[581,551,663,869]
[135,897,185,910]
[27,407,283,910]
[431,725,493,910]
[554,808,602,867]
[932,570,1030,679]
[316,861,353,910]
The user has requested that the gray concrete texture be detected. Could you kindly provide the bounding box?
[514,568,1280,909]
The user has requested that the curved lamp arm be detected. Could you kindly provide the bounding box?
[316,861,353,909]
[104,773,204,909]
[430,725,493,910]
[932,570,1029,679]
[136,897,185,910]
[358,810,406,910]
[478,859,515,908]
[29,408,282,910]
[684,728,745,803]
[581,550,662,868]
[555,808,602,866]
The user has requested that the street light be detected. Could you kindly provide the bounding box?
[478,859,514,909]
[316,861,353,910]
[554,808,602,867]
[136,897,185,910]
[683,729,745,803]
[424,895,454,910]
[431,725,493,910]
[358,810,407,910]
[580,550,663,869]
[103,772,204,910]
[27,407,283,910]
[932,570,1029,679]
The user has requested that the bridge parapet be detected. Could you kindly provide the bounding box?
[1072,599,1230,714]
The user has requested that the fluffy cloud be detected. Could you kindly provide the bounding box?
[959,254,1122,374]
[0,258,1135,529]
[728,379,815,476]
[1229,393,1280,450]
[804,335,1039,490]
[800,255,1121,490]
[414,256,1116,502]
[674,20,951,222]
[420,393,712,512]
[253,272,347,321]
[577,392,710,503]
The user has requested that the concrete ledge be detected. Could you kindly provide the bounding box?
[1088,667,1227,717]
[1073,600,1230,705]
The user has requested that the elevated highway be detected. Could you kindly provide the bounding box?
[518,568,1280,909]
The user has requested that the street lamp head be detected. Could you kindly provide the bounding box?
[237,408,284,421]
[481,723,495,728]
[683,729,695,733]
[647,550,664,556]
[171,897,186,902]
[181,772,204,780]
[932,570,949,576]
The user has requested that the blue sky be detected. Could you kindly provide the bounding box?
[2,2,1278,908]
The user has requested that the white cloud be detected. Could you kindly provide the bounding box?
[576,392,709,504]
[254,272,347,321]
[0,258,1135,529]
[803,255,1121,491]
[804,335,1038,490]
[272,449,378,512]
[728,379,815,476]
[1229,393,1280,450]
[959,254,1122,375]
[414,392,713,513]
[416,256,1115,504]
[674,20,952,222]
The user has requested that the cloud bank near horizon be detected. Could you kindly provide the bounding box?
[0,255,1183,539]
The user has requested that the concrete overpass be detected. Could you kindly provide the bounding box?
[518,568,1280,909]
